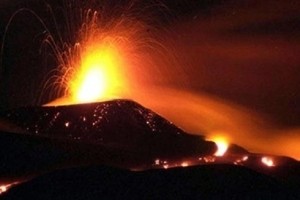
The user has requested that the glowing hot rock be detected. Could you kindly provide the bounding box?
[208,136,229,157]
[261,157,275,167]
[0,182,19,195]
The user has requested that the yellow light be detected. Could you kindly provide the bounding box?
[69,42,126,104]
[74,67,106,103]
[207,135,229,157]
[215,140,228,157]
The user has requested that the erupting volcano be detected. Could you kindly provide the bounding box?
[0,0,300,199]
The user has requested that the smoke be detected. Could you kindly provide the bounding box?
[119,0,300,160]
[123,87,300,160]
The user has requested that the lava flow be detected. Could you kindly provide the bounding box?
[207,135,229,157]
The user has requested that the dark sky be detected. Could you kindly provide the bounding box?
[0,0,299,128]
[168,0,300,127]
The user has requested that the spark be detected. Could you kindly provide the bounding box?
[44,2,165,106]
[242,156,249,161]
[65,122,70,127]
[154,159,160,165]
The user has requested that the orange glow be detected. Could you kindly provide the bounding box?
[181,162,189,167]
[130,90,300,160]
[73,66,105,102]
[43,4,300,161]
[69,42,126,103]
[207,135,229,157]
[45,8,156,106]
[261,157,275,167]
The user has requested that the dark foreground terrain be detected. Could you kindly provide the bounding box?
[1,164,299,200]
[0,100,299,199]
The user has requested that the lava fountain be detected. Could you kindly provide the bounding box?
[45,11,133,105]
[68,40,127,103]
[44,1,175,106]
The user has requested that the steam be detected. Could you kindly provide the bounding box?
[125,88,299,160]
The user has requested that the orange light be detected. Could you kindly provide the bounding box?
[261,157,275,167]
[69,42,126,104]
[73,67,105,102]
[181,162,189,167]
[207,135,229,157]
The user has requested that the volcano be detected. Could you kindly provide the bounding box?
[0,100,215,157]
[0,100,215,179]
[0,100,299,199]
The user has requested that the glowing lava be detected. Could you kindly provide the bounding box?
[208,136,229,157]
[0,182,19,195]
[261,157,275,167]
[45,6,155,106]
[0,185,7,194]
[69,43,125,103]
[40,2,300,161]
[73,66,105,102]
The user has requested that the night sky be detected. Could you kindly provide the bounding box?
[0,0,299,156]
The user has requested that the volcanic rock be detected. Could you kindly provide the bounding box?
[0,100,215,169]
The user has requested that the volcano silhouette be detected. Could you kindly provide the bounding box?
[0,100,300,199]
[0,100,215,168]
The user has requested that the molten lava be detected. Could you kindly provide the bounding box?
[73,66,106,103]
[69,43,126,103]
[261,157,275,167]
[207,135,229,157]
